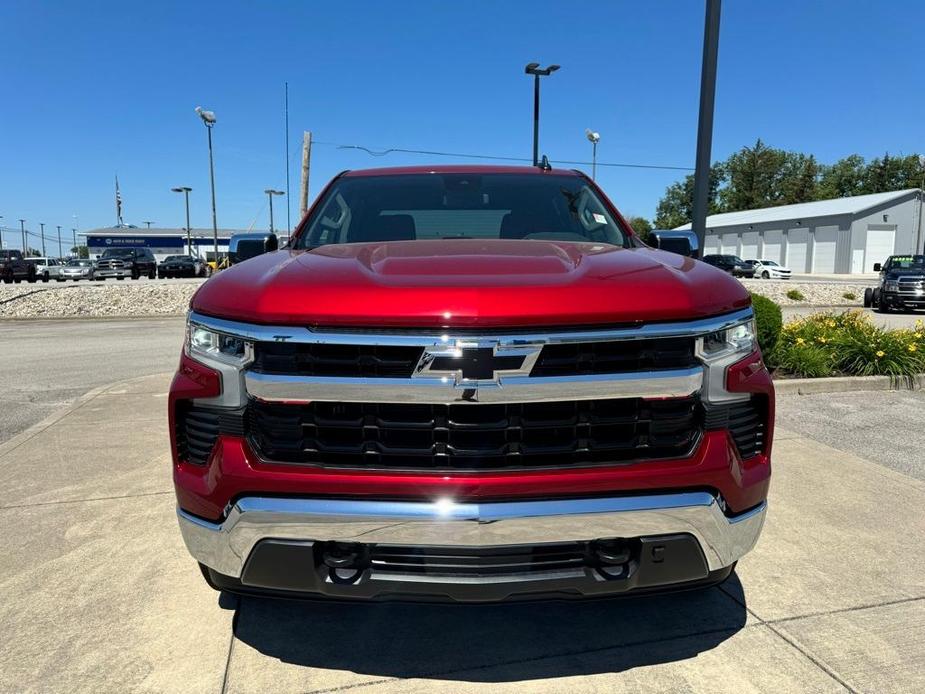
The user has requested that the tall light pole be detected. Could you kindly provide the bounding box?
[56,225,63,258]
[19,219,26,254]
[143,220,154,229]
[0,215,3,250]
[524,62,560,166]
[585,129,601,181]
[691,0,722,256]
[172,186,193,255]
[71,228,78,257]
[39,222,46,256]
[264,189,285,234]
[196,106,219,263]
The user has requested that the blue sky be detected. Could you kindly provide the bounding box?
[1,0,924,248]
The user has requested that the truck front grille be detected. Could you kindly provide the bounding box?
[245,396,701,470]
[175,405,245,466]
[251,336,696,379]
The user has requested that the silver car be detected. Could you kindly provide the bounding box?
[59,258,96,281]
[26,257,65,282]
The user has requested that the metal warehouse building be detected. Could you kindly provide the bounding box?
[676,189,924,274]
[84,227,249,263]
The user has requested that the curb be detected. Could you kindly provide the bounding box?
[774,373,925,395]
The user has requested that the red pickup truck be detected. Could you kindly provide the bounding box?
[172,165,772,602]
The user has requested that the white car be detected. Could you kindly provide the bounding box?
[746,259,791,280]
[26,257,65,282]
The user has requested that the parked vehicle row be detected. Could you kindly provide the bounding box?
[701,254,793,280]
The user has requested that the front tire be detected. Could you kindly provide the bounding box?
[761,271,770,279]
[42,272,49,282]
[863,288,873,308]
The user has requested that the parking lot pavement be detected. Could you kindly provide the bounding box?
[2,375,924,692]
[775,390,925,481]
[0,317,185,444]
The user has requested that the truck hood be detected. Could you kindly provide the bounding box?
[191,239,750,328]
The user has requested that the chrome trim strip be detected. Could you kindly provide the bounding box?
[177,493,767,577]
[188,308,754,347]
[245,366,704,404]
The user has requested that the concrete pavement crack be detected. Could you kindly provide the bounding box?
[0,489,173,511]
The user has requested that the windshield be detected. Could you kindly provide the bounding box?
[163,255,188,262]
[101,248,136,258]
[888,255,925,270]
[762,260,779,266]
[68,259,91,267]
[295,173,629,248]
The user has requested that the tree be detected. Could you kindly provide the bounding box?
[654,164,724,229]
[70,245,89,259]
[28,247,42,257]
[626,216,652,240]
[815,155,866,199]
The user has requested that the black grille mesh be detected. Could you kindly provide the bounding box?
[246,397,700,470]
[175,406,244,465]
[703,397,766,459]
[252,343,424,378]
[531,337,697,376]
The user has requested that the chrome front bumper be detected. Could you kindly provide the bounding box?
[178,492,766,579]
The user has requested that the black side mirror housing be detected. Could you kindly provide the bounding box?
[649,230,699,258]
[873,263,882,272]
[265,234,279,253]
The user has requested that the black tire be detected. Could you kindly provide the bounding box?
[117,276,125,281]
[149,268,156,279]
[42,272,49,282]
[761,271,770,279]
[56,277,64,282]
[26,269,37,283]
[863,288,873,308]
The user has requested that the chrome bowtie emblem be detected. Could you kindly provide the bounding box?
[414,340,542,385]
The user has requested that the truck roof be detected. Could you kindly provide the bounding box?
[341,164,581,178]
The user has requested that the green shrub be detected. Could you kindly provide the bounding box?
[749,292,782,355]
[785,288,805,302]
[772,312,925,377]
[842,292,857,301]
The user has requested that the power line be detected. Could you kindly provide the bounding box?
[318,142,694,172]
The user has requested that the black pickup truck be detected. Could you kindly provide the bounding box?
[864,255,925,313]
[0,250,38,283]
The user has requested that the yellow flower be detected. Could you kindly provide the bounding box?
[909,344,918,353]
[876,350,885,358]
[826,320,836,328]
[796,337,805,345]
[915,332,922,339]
[817,336,828,344]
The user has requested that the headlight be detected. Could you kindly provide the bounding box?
[698,319,757,361]
[186,322,251,366]
[884,280,899,292]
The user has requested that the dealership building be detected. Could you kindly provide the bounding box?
[676,189,924,274]
[84,227,251,262]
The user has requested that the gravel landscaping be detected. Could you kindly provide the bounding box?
[0,277,872,319]
[740,279,868,306]
[0,282,199,318]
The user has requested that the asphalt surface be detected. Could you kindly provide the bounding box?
[0,317,185,443]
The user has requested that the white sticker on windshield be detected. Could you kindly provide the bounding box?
[592,213,608,224]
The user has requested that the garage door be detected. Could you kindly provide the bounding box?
[786,228,809,273]
[812,226,838,273]
[704,234,720,255]
[864,226,895,272]
[740,231,759,260]
[721,233,739,256]
[762,230,783,264]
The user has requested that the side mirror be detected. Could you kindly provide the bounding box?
[265,234,279,253]
[650,230,698,258]
[873,263,882,272]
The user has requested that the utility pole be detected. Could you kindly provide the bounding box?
[40,222,46,256]
[0,215,4,250]
[72,229,77,257]
[300,131,312,218]
[172,187,193,255]
[19,219,26,254]
[691,0,722,256]
[56,225,63,257]
[143,220,153,228]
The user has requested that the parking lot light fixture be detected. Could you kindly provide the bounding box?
[172,187,193,255]
[39,222,46,256]
[195,106,219,263]
[585,129,601,180]
[264,189,285,234]
[19,219,26,253]
[524,62,560,166]
[56,225,63,258]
